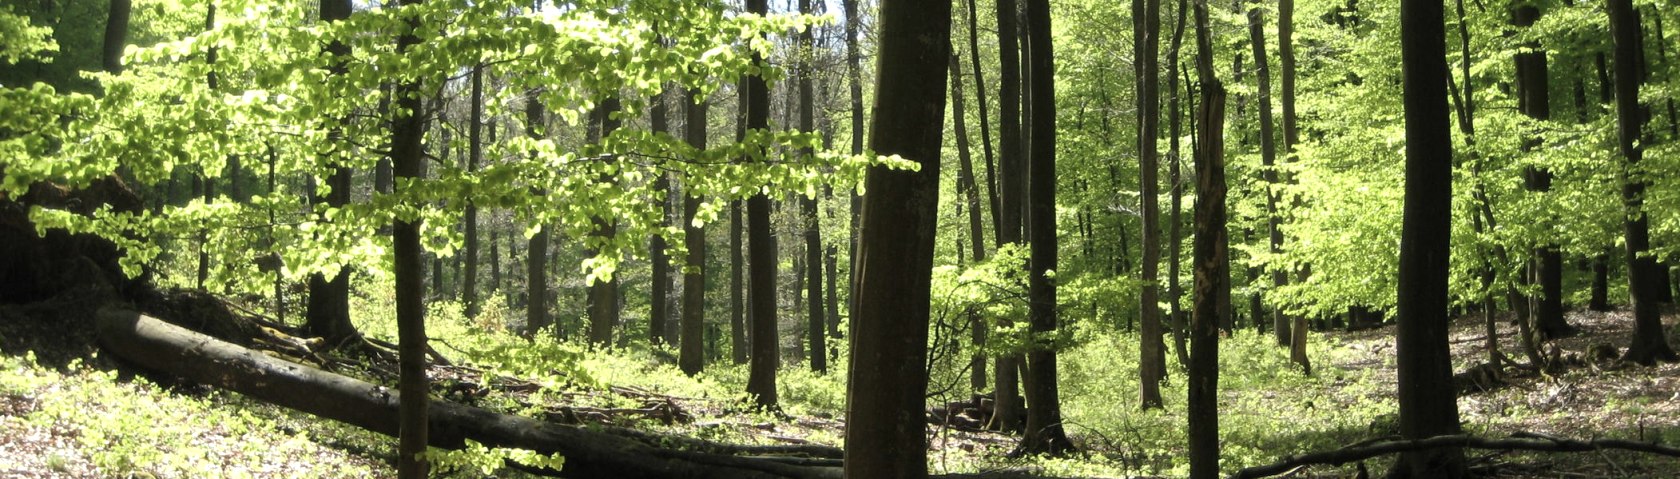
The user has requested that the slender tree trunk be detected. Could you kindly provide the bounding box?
[305,0,356,347]
[681,89,709,376]
[966,0,1002,243]
[652,90,673,346]
[1167,0,1191,369]
[1279,0,1310,374]
[797,0,826,374]
[197,5,217,292]
[844,0,865,299]
[1188,0,1227,476]
[746,0,779,408]
[1020,0,1073,456]
[950,53,988,390]
[389,1,429,474]
[990,0,1026,433]
[463,64,484,318]
[1591,252,1610,311]
[102,0,131,74]
[842,0,950,472]
[1137,0,1165,411]
[1249,5,1286,349]
[1392,0,1466,475]
[1609,0,1679,365]
[524,92,551,337]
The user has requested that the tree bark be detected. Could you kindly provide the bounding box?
[1279,0,1310,374]
[1393,0,1466,475]
[1020,0,1072,456]
[731,199,747,365]
[102,0,131,74]
[990,0,1026,434]
[1512,4,1572,342]
[652,90,673,346]
[464,64,484,319]
[1188,0,1227,476]
[842,0,950,473]
[1609,0,1678,365]
[305,0,358,348]
[966,0,1002,245]
[1248,6,1286,349]
[589,99,623,346]
[1166,0,1191,370]
[745,0,779,408]
[950,53,988,390]
[681,89,709,377]
[525,91,552,337]
[1136,0,1165,411]
[799,0,826,375]
[390,2,430,472]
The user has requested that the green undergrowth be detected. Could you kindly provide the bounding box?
[0,350,390,478]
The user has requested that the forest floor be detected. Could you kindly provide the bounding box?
[3,291,1680,478]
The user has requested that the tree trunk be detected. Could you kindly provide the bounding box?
[652,89,673,346]
[731,199,747,365]
[589,99,623,347]
[1136,0,1165,411]
[966,0,1003,245]
[102,0,132,74]
[1513,4,1572,342]
[1279,0,1310,375]
[390,3,430,472]
[1167,0,1191,369]
[464,64,484,319]
[746,0,779,408]
[991,0,1026,434]
[681,89,709,377]
[844,0,866,311]
[525,91,551,337]
[305,0,358,348]
[1188,0,1227,476]
[950,53,988,390]
[1249,5,1287,350]
[798,0,826,375]
[1591,251,1610,311]
[842,0,950,473]
[1392,0,1466,475]
[1609,0,1679,365]
[1020,0,1073,456]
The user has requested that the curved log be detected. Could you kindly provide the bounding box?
[1231,432,1680,479]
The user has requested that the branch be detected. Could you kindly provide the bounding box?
[1231,433,1680,479]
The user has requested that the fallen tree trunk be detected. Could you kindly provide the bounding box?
[1231,432,1680,478]
[95,308,840,479]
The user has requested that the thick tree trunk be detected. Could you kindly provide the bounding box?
[588,99,623,347]
[1590,252,1610,311]
[305,0,358,348]
[842,0,950,473]
[1020,0,1072,456]
[1609,0,1679,365]
[1136,0,1165,411]
[390,3,430,472]
[680,89,709,377]
[102,0,132,74]
[1188,1,1226,477]
[1393,0,1466,475]
[746,0,779,408]
[1512,4,1572,342]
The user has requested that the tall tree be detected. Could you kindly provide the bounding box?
[800,0,827,375]
[680,88,708,376]
[745,0,779,408]
[1136,0,1165,410]
[731,198,747,364]
[651,89,673,345]
[844,0,865,283]
[841,0,950,473]
[102,0,130,74]
[990,0,1026,433]
[525,91,552,337]
[965,0,1002,241]
[305,0,357,347]
[1187,0,1228,476]
[1248,4,1286,348]
[1609,0,1678,365]
[1020,0,1073,455]
[463,63,485,318]
[1167,0,1191,368]
[389,0,430,474]
[949,53,987,389]
[588,98,623,346]
[1391,0,1466,475]
[1279,0,1309,373]
[1513,3,1571,341]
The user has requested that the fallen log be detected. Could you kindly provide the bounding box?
[95,308,840,479]
[1230,432,1680,479]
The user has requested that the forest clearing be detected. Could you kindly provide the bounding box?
[5,0,1680,477]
